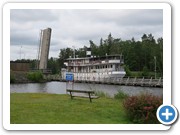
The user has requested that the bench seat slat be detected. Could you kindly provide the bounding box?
[72,95,99,99]
[67,89,94,93]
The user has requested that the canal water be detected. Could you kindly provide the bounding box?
[10,81,163,97]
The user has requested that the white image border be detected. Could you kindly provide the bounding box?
[3,2,171,130]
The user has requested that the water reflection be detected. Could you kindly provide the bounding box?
[10,82,66,94]
[10,81,163,97]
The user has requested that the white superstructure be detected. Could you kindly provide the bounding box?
[62,53,126,81]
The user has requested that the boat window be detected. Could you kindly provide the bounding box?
[111,65,113,68]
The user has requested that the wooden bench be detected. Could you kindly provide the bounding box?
[67,89,99,102]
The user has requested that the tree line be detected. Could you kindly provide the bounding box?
[59,33,163,77]
[11,33,163,77]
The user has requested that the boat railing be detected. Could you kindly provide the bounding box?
[68,59,124,66]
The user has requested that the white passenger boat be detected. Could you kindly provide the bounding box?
[61,49,126,81]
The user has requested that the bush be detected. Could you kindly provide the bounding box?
[123,93,162,124]
[27,71,43,82]
[114,90,129,100]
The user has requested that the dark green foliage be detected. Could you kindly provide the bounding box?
[124,65,132,77]
[27,71,43,82]
[123,94,163,124]
[58,33,163,77]
[47,57,60,74]
[142,66,149,77]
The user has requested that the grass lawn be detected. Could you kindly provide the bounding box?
[10,93,131,124]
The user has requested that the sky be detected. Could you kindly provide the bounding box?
[10,9,163,60]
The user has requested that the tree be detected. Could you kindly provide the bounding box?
[141,34,148,41]
[47,57,60,74]
[59,48,73,70]
[58,33,163,77]
[89,40,98,56]
[107,33,113,55]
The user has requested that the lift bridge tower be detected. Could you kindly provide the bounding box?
[37,28,52,72]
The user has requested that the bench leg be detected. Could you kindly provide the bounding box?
[88,93,92,103]
[70,91,73,100]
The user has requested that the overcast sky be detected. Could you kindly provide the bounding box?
[10,9,163,60]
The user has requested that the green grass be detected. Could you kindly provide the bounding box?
[10,93,131,124]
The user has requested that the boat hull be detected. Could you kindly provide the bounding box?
[62,71,126,81]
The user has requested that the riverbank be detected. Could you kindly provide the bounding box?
[10,93,131,124]
[10,71,163,88]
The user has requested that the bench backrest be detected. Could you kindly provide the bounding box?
[67,89,94,94]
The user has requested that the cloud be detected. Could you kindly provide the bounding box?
[11,9,58,23]
[10,45,38,60]
[10,9,163,60]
